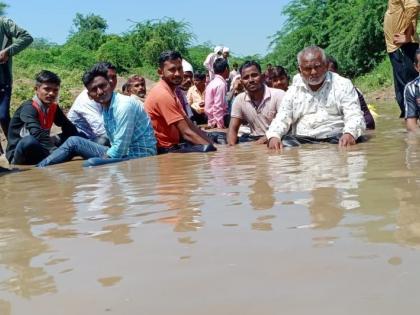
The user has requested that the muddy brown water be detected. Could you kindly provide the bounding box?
[1,102,420,314]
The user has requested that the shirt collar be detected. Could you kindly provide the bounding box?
[244,85,271,107]
[159,79,177,97]
[32,95,49,113]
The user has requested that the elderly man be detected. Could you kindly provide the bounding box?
[266,46,365,150]
[126,75,147,102]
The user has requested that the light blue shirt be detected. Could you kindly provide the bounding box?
[103,93,157,158]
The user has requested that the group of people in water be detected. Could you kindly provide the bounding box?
[2,0,420,171]
[2,43,384,169]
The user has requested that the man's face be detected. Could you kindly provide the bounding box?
[194,78,205,91]
[86,75,113,105]
[180,71,193,91]
[35,83,60,106]
[299,52,328,87]
[158,58,183,87]
[129,78,146,97]
[107,68,117,91]
[272,75,289,91]
[241,65,264,93]
[223,52,229,59]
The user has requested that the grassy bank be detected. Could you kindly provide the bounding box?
[354,58,393,93]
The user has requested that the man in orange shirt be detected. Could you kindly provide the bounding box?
[384,0,420,117]
[145,50,216,154]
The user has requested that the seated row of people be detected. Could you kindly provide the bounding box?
[5,45,372,168]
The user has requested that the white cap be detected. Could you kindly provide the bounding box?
[222,47,230,53]
[182,59,193,73]
[214,46,223,54]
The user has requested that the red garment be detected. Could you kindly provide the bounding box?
[32,101,57,129]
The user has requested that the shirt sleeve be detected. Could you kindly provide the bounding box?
[158,95,185,126]
[3,18,33,55]
[341,82,366,139]
[404,82,419,119]
[266,89,294,139]
[230,96,243,119]
[106,103,136,158]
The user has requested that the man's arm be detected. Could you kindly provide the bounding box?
[393,1,419,44]
[175,118,211,145]
[2,18,33,56]
[54,106,78,138]
[340,82,366,145]
[228,117,242,146]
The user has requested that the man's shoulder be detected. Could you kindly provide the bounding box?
[330,72,353,87]
[72,89,95,108]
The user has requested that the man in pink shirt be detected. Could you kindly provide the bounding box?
[205,58,230,128]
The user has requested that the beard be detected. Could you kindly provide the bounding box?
[303,73,326,86]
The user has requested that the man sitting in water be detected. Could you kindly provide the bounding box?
[6,70,78,165]
[145,50,216,154]
[266,45,366,150]
[228,60,285,145]
[404,48,420,132]
[67,62,116,146]
[37,65,157,167]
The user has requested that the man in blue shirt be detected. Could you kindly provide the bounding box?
[38,65,157,167]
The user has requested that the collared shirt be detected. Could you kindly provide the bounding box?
[175,87,194,118]
[144,80,186,149]
[266,72,365,140]
[67,90,107,139]
[404,76,420,118]
[103,92,157,158]
[187,85,205,114]
[384,0,420,53]
[0,17,33,86]
[205,74,228,128]
[231,86,285,136]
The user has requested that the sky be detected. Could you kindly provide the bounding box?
[6,0,290,57]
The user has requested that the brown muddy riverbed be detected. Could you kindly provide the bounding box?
[1,102,420,314]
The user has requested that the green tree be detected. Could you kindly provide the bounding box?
[128,18,195,66]
[71,13,107,34]
[96,37,137,73]
[67,13,108,51]
[0,2,7,15]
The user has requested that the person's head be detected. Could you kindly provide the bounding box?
[82,66,113,106]
[180,59,194,91]
[297,45,328,90]
[271,66,289,91]
[158,50,183,89]
[92,61,117,91]
[267,63,273,71]
[214,45,223,55]
[193,72,206,91]
[126,75,146,98]
[326,55,338,73]
[232,62,238,71]
[239,60,264,93]
[414,48,420,73]
[213,58,229,79]
[121,82,129,95]
[34,70,61,106]
[222,47,230,59]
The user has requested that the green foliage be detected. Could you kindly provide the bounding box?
[0,2,7,15]
[354,58,393,93]
[187,44,212,73]
[67,29,106,51]
[267,0,387,77]
[96,37,137,73]
[71,13,108,34]
[14,48,55,68]
[128,18,195,66]
[56,44,96,70]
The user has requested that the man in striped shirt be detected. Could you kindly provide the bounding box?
[38,64,156,167]
[404,49,420,131]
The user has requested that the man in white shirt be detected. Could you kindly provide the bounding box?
[67,62,116,146]
[266,46,365,150]
[203,46,223,81]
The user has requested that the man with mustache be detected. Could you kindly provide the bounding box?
[266,46,366,150]
[145,50,215,154]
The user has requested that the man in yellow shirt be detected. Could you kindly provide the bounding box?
[384,0,420,117]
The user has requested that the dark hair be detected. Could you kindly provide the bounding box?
[326,55,338,72]
[194,72,206,81]
[158,50,182,68]
[35,70,61,86]
[415,49,420,65]
[213,58,229,74]
[92,61,117,73]
[122,82,128,93]
[239,60,262,76]
[82,65,108,87]
[271,66,289,79]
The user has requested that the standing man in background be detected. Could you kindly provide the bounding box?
[0,17,33,153]
[384,0,420,117]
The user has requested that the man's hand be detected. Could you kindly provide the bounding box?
[393,33,410,45]
[255,136,268,144]
[268,137,283,151]
[0,49,9,64]
[339,133,356,147]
